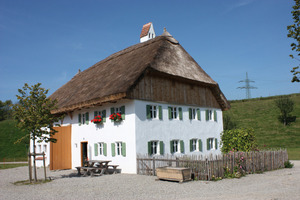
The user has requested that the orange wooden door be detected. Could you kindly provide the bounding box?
[50,125,72,170]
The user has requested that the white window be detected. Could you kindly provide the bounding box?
[191,108,196,119]
[116,142,122,156]
[37,145,42,153]
[43,144,47,153]
[173,140,179,152]
[99,142,104,155]
[207,138,217,150]
[208,110,213,121]
[78,112,89,125]
[151,141,158,155]
[206,110,217,122]
[191,139,197,151]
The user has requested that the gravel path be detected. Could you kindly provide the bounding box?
[1,161,300,200]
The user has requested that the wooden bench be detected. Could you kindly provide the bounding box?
[107,165,119,174]
[76,166,106,177]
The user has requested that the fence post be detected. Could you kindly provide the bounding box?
[152,157,156,176]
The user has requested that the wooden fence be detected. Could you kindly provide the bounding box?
[136,150,288,181]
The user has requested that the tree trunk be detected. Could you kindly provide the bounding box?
[33,138,37,182]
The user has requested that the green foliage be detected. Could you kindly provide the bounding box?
[275,96,296,126]
[12,83,62,144]
[223,114,237,130]
[284,160,294,168]
[225,94,300,160]
[221,128,258,153]
[287,0,300,82]
[0,120,29,161]
[0,100,13,121]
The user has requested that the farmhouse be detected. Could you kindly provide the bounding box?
[33,23,230,173]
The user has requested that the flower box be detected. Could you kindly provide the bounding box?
[91,115,103,124]
[156,167,191,183]
[109,113,122,122]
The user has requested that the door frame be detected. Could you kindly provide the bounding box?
[80,141,88,166]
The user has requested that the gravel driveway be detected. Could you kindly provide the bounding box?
[1,161,300,200]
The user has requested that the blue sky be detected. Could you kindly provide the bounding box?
[0,0,299,102]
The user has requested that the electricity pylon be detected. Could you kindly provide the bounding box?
[237,72,257,99]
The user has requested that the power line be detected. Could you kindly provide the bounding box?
[237,72,257,99]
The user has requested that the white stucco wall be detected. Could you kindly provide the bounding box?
[134,100,223,157]
[68,99,136,173]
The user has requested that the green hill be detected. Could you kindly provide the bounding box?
[0,120,29,161]
[224,93,300,160]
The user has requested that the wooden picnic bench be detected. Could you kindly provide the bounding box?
[76,166,106,177]
[107,164,119,174]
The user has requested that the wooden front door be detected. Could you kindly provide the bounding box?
[50,125,72,170]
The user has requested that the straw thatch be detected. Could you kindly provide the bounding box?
[50,31,230,114]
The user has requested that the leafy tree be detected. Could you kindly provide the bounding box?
[287,0,300,82]
[220,128,258,153]
[13,83,62,182]
[0,100,13,121]
[275,96,295,126]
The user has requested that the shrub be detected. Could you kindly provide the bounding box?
[220,128,258,153]
[223,114,237,130]
[284,160,294,168]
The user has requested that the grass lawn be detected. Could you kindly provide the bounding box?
[0,163,28,170]
[225,93,300,160]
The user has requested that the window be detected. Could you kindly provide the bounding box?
[207,138,218,151]
[110,106,125,120]
[189,139,203,152]
[170,140,184,153]
[111,142,126,157]
[168,107,183,120]
[43,145,47,153]
[94,142,107,157]
[189,108,201,120]
[148,141,164,155]
[38,145,42,153]
[93,110,106,122]
[206,110,217,122]
[78,112,89,125]
[146,105,162,119]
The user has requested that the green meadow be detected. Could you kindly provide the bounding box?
[225,93,300,160]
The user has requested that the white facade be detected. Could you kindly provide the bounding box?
[34,99,223,173]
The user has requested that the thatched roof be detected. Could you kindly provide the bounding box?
[50,31,230,114]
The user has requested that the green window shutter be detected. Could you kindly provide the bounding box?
[121,106,125,120]
[189,108,192,120]
[111,143,115,157]
[189,139,193,152]
[146,105,151,119]
[206,110,209,121]
[85,112,89,124]
[94,143,98,156]
[160,141,164,155]
[103,143,107,156]
[180,140,184,153]
[102,110,106,122]
[158,106,162,120]
[121,142,126,157]
[215,138,218,150]
[197,109,201,121]
[168,107,172,119]
[170,141,174,153]
[148,141,152,155]
[78,114,81,126]
[198,139,203,152]
[179,107,183,120]
[214,110,217,122]
[207,138,210,150]
[94,111,98,118]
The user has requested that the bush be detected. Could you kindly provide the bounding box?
[220,128,258,153]
[284,160,294,168]
[275,97,296,126]
[223,114,237,130]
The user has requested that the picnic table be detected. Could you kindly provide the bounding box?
[76,160,119,177]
